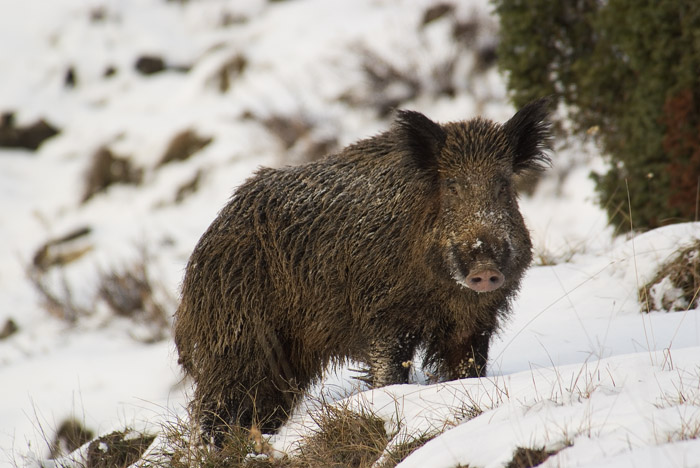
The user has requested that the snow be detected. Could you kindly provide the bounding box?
[1,0,699,467]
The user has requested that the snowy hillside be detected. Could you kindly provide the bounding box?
[1,0,699,467]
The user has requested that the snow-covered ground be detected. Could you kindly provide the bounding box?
[1,1,699,467]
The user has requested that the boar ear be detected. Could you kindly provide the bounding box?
[503,97,553,173]
[394,110,446,170]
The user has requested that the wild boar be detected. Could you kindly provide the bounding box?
[174,98,552,442]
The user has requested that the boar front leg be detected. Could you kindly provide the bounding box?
[442,327,494,379]
[366,334,419,387]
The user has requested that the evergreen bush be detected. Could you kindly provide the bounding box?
[494,0,700,232]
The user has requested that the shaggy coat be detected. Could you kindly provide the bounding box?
[174,98,552,441]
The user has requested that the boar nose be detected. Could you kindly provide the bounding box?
[465,268,505,293]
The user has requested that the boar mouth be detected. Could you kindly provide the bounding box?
[448,245,506,293]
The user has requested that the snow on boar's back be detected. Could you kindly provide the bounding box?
[174,98,552,443]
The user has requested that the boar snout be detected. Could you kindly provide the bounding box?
[465,266,505,293]
[448,237,511,293]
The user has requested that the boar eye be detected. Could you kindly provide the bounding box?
[444,179,459,195]
[495,179,510,199]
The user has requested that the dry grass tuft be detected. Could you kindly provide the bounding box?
[377,432,436,468]
[211,54,247,93]
[653,367,700,443]
[96,254,171,342]
[135,55,166,75]
[83,146,143,202]
[28,243,173,341]
[338,10,497,118]
[85,429,155,468]
[505,446,558,468]
[295,403,389,468]
[421,3,454,26]
[639,239,700,312]
[456,402,484,422]
[174,169,203,203]
[158,129,212,167]
[665,418,700,443]
[28,228,92,323]
[340,48,421,118]
[260,114,314,150]
[32,226,93,273]
[252,112,338,164]
[49,418,95,460]
[0,318,19,340]
[0,111,60,151]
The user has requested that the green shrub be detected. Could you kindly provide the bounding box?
[494,0,700,232]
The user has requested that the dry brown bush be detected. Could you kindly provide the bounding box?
[505,446,558,468]
[252,112,338,164]
[96,257,171,342]
[83,147,143,202]
[49,419,95,460]
[28,243,173,341]
[85,429,155,468]
[295,403,388,468]
[640,239,700,312]
[0,111,60,150]
[157,129,212,167]
[0,318,18,340]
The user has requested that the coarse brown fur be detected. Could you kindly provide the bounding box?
[174,98,552,443]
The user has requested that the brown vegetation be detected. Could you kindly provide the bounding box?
[157,129,212,167]
[85,429,155,468]
[28,242,172,340]
[49,419,94,460]
[506,446,559,468]
[640,239,700,312]
[82,147,143,202]
[0,112,59,151]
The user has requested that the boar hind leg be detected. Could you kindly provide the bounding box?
[251,331,312,431]
[196,380,297,447]
[198,333,310,444]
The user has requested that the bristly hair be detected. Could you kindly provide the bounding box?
[393,109,447,170]
[502,97,554,174]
